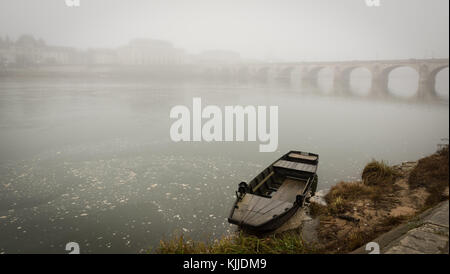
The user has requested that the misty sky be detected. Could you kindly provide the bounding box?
[0,0,448,61]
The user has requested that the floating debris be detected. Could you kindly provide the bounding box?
[0,150,266,253]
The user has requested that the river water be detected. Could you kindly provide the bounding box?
[0,77,448,253]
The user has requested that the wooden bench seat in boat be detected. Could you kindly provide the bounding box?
[273,160,317,173]
[288,153,318,161]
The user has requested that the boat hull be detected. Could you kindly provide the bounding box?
[227,150,318,232]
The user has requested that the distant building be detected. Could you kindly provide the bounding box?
[11,35,44,66]
[197,50,241,64]
[0,37,15,66]
[41,46,83,65]
[87,49,118,65]
[117,39,186,65]
[0,35,79,67]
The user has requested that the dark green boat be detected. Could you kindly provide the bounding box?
[228,151,319,232]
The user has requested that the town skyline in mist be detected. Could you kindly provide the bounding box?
[0,0,449,62]
[1,34,449,67]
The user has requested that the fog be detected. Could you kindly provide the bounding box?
[0,0,449,254]
[0,0,448,61]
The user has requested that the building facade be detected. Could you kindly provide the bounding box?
[117,39,186,66]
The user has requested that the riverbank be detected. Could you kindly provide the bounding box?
[351,200,448,254]
[155,145,449,254]
[307,145,448,253]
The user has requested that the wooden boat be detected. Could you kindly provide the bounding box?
[228,151,319,232]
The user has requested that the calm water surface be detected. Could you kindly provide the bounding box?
[0,78,448,253]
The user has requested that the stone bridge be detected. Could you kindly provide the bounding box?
[202,58,449,101]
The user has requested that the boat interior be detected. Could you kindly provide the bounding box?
[246,152,318,201]
[230,151,319,228]
[248,167,309,201]
[231,173,311,228]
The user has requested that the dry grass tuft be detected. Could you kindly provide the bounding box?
[324,160,401,214]
[362,160,400,186]
[157,234,209,254]
[324,181,381,214]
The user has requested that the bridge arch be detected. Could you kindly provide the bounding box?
[304,66,327,87]
[383,65,420,98]
[308,66,327,77]
[276,66,297,82]
[336,66,373,96]
[431,65,449,100]
[314,67,334,94]
[347,67,373,96]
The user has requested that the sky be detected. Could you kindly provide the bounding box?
[0,0,448,61]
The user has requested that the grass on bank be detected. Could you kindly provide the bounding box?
[312,146,449,253]
[311,160,400,216]
[156,231,316,254]
[310,159,406,253]
[362,160,400,186]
